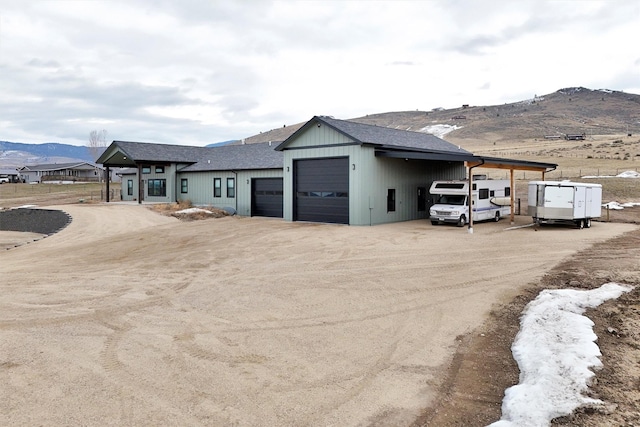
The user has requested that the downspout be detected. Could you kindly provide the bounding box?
[467,159,485,234]
[232,170,238,212]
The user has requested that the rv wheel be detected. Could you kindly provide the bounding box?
[431,221,438,226]
[494,212,500,222]
[585,218,591,228]
[457,215,466,227]
[577,220,584,229]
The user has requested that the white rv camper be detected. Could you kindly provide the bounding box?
[429,179,512,226]
[528,180,602,228]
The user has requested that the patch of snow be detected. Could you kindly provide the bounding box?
[419,124,461,138]
[488,283,634,427]
[602,201,640,210]
[175,207,213,215]
[582,170,640,179]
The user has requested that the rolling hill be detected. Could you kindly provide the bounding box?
[241,87,640,146]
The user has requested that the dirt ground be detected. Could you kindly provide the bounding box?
[1,204,638,426]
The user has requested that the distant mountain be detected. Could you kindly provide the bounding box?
[206,140,238,147]
[0,141,98,169]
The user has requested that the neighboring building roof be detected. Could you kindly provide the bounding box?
[180,142,283,172]
[0,168,20,175]
[17,162,101,171]
[276,115,473,155]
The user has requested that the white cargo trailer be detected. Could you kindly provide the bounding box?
[528,180,602,228]
[429,179,512,226]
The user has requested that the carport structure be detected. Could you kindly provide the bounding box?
[376,147,557,231]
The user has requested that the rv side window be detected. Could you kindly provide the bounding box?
[505,187,511,197]
[479,189,489,199]
[490,190,495,197]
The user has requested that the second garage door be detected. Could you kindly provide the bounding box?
[294,157,349,224]
[252,178,283,218]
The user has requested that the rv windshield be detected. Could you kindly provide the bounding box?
[436,194,466,205]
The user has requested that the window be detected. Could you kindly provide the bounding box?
[504,187,511,197]
[142,166,151,174]
[479,188,489,199]
[148,179,166,197]
[227,177,235,198]
[127,180,133,196]
[214,178,221,197]
[181,179,188,194]
[155,166,165,173]
[387,189,396,212]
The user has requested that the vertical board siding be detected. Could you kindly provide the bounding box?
[285,124,354,148]
[177,169,283,216]
[283,145,365,223]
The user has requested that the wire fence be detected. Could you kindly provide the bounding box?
[493,167,640,181]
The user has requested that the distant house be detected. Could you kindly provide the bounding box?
[0,168,20,183]
[564,133,586,141]
[17,162,106,183]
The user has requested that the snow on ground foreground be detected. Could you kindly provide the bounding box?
[488,283,634,427]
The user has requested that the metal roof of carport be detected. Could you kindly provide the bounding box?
[375,147,557,173]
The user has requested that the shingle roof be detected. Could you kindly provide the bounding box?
[104,141,209,163]
[100,140,282,171]
[181,142,283,171]
[277,116,473,155]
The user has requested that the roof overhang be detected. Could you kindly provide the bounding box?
[375,147,556,173]
[465,156,557,173]
[375,147,476,162]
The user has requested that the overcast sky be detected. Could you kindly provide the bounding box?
[1,0,638,147]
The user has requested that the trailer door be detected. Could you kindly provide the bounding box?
[544,186,574,209]
[585,187,593,218]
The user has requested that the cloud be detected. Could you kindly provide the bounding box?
[0,0,638,146]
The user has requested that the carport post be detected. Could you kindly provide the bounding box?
[105,166,110,203]
[510,168,515,224]
[468,172,474,234]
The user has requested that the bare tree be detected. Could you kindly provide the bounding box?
[88,129,108,162]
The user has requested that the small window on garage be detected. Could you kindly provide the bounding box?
[227,177,235,198]
[214,178,221,197]
[479,188,489,199]
[387,189,396,212]
[181,179,188,193]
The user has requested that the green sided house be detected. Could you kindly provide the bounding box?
[97,115,556,225]
[97,141,284,217]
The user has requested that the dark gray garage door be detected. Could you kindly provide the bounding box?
[294,157,349,224]
[252,178,283,218]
